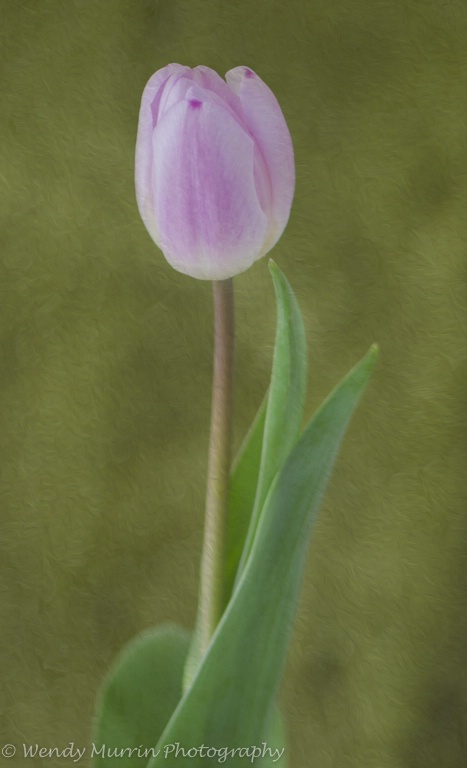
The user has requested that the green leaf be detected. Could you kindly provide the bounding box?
[181,392,269,692]
[92,620,286,767]
[224,390,268,606]
[147,344,378,767]
[267,708,288,767]
[235,261,308,585]
[184,262,307,691]
[92,624,190,767]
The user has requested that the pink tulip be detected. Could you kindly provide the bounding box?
[135,64,295,280]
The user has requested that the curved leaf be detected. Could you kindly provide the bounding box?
[224,390,268,605]
[235,260,308,584]
[184,263,307,692]
[148,345,378,767]
[92,624,190,767]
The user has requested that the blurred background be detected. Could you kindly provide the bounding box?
[0,1,466,766]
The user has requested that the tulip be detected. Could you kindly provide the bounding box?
[135,64,295,280]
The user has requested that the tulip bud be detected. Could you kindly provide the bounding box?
[135,64,295,280]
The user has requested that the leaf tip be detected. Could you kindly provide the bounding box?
[268,258,278,276]
[363,343,379,374]
[369,342,379,360]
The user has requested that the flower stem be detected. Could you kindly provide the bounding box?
[197,278,235,656]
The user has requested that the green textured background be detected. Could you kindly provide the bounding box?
[1,2,466,766]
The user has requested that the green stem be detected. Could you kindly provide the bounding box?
[197,278,235,656]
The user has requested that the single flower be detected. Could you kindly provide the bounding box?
[135,64,295,280]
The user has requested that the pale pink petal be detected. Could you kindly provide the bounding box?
[135,64,295,279]
[157,75,196,120]
[135,64,190,229]
[191,66,243,119]
[225,67,295,246]
[151,93,268,280]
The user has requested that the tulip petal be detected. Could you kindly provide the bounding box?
[225,67,295,246]
[135,64,190,230]
[150,92,268,280]
[191,66,243,120]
